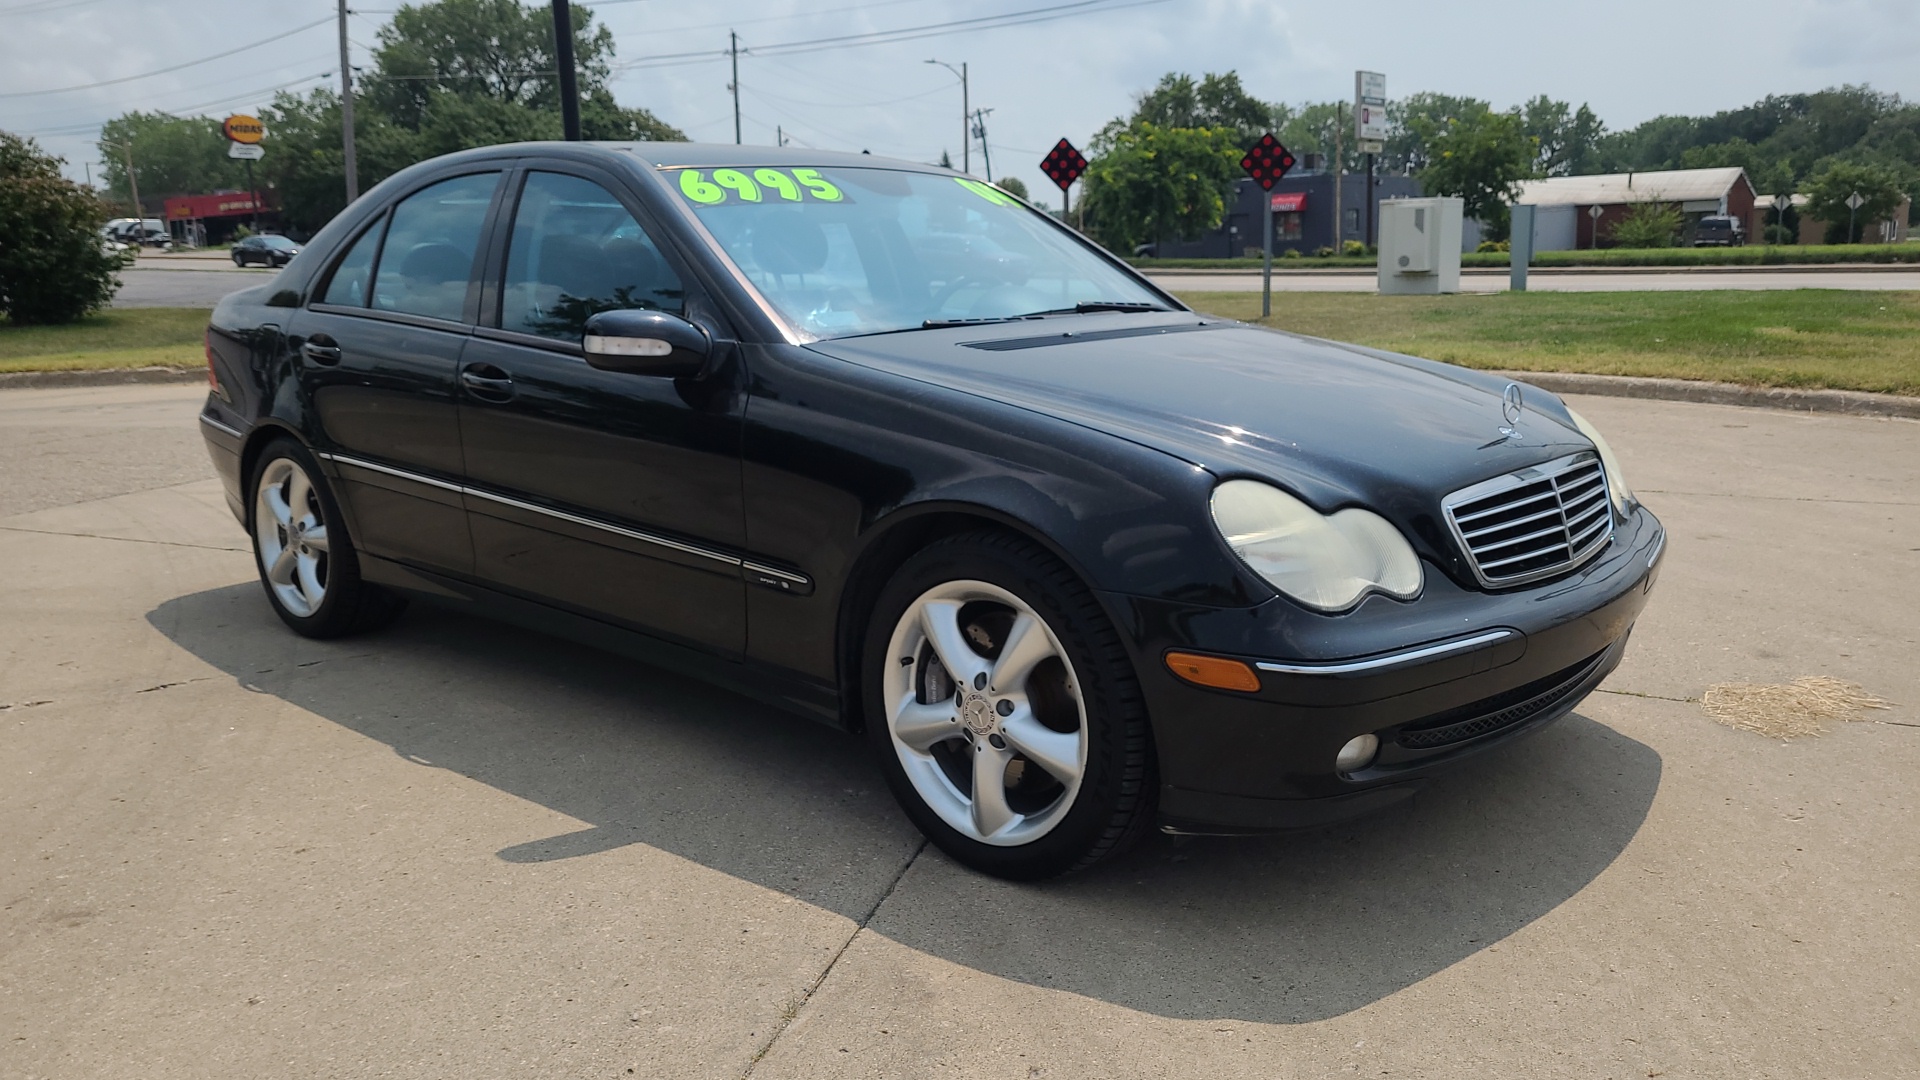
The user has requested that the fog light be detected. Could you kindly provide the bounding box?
[1336,733,1379,774]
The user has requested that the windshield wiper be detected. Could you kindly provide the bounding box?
[915,301,1169,331]
[1013,301,1171,317]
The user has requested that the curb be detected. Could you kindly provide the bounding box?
[1495,370,1920,420]
[0,367,203,390]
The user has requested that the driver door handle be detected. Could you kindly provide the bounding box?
[460,362,515,402]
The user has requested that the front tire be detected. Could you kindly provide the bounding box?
[863,531,1155,880]
[248,438,404,638]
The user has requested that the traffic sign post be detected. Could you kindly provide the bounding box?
[1041,139,1088,222]
[1239,132,1296,318]
[1355,71,1386,250]
[1588,203,1605,249]
[1770,193,1792,247]
[1846,191,1866,244]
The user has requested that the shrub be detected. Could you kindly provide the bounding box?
[1,132,128,324]
[1312,245,1335,257]
[1280,247,1303,259]
[1763,223,1796,245]
[1475,239,1510,253]
[1607,199,1684,248]
[1341,240,1366,256]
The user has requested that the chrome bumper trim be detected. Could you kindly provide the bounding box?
[1255,629,1518,676]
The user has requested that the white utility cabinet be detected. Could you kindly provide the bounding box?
[1376,197,1463,294]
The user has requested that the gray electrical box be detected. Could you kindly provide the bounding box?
[1377,197,1463,295]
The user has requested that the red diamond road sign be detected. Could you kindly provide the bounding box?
[1041,138,1088,191]
[1240,133,1296,191]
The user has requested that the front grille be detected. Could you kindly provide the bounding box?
[1444,453,1613,588]
[1396,647,1609,750]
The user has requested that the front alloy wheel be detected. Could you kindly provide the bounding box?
[865,532,1155,879]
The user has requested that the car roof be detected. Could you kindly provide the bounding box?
[445,141,952,176]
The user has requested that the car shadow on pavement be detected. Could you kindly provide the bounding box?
[149,583,1661,1025]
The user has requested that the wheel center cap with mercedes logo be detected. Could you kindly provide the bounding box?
[960,692,997,736]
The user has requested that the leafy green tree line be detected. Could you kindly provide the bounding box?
[98,0,681,234]
[1081,72,1917,253]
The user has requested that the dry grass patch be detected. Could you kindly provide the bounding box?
[1700,676,1892,738]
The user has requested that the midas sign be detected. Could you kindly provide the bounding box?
[223,114,266,144]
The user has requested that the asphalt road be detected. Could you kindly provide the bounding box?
[111,262,1920,309]
[1154,268,1920,292]
[3,384,1916,1078]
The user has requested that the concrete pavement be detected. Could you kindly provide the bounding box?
[2,384,1916,1078]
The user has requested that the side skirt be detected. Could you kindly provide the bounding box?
[359,554,844,729]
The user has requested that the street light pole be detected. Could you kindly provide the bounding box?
[925,59,967,173]
[338,0,358,202]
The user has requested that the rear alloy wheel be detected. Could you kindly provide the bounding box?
[865,532,1154,879]
[248,439,404,638]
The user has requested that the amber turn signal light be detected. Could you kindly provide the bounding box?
[1164,652,1261,693]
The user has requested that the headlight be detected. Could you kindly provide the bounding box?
[1210,480,1423,612]
[1565,408,1635,515]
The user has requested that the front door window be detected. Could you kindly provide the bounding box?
[500,172,685,341]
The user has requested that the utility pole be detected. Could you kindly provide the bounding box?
[551,0,580,140]
[338,0,358,202]
[971,107,994,182]
[105,139,141,229]
[728,31,741,145]
[925,59,967,173]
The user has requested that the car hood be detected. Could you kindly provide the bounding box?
[807,314,1595,517]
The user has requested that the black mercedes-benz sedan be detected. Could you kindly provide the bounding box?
[197,143,1664,879]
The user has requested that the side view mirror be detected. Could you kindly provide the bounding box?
[583,309,710,378]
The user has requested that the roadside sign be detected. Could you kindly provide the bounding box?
[228,143,264,160]
[1040,139,1087,191]
[222,114,265,144]
[1355,71,1387,142]
[1588,204,1605,219]
[1358,139,1384,155]
[1772,194,1793,213]
[1239,132,1295,191]
[1846,192,1866,210]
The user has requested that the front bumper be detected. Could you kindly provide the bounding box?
[1104,505,1665,834]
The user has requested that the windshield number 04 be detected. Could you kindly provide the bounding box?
[678,168,844,205]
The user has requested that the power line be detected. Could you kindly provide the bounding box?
[0,16,333,97]
[18,71,334,138]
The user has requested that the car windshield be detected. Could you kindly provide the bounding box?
[261,236,298,249]
[666,165,1166,339]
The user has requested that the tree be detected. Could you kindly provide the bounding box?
[1805,160,1905,242]
[1676,138,1792,197]
[1521,96,1605,176]
[1386,92,1492,174]
[97,112,250,211]
[1409,105,1533,231]
[1081,122,1243,252]
[0,132,127,324]
[994,176,1029,201]
[1125,72,1284,147]
[1278,101,1361,175]
[248,0,684,233]
[1606,199,1683,248]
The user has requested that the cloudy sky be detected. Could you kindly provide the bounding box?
[2,0,1915,206]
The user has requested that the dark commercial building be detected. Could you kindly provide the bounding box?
[1148,165,1423,258]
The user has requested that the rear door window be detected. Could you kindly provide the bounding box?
[319,217,384,307]
[370,172,499,322]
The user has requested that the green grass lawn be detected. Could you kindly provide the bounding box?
[1137,242,1920,271]
[0,308,209,373]
[1174,289,1920,396]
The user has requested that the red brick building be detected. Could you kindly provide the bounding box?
[1513,167,1757,249]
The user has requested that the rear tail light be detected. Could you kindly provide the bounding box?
[204,331,226,398]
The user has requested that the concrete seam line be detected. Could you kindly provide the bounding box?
[1493,370,1920,420]
[0,367,203,390]
[740,837,929,1077]
[0,525,248,553]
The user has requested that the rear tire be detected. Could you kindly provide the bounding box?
[862,531,1155,880]
[248,437,405,638]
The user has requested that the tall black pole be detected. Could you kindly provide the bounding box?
[338,0,358,201]
[1365,151,1376,249]
[552,0,580,141]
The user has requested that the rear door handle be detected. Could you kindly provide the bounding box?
[301,334,342,365]
[460,363,515,402]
